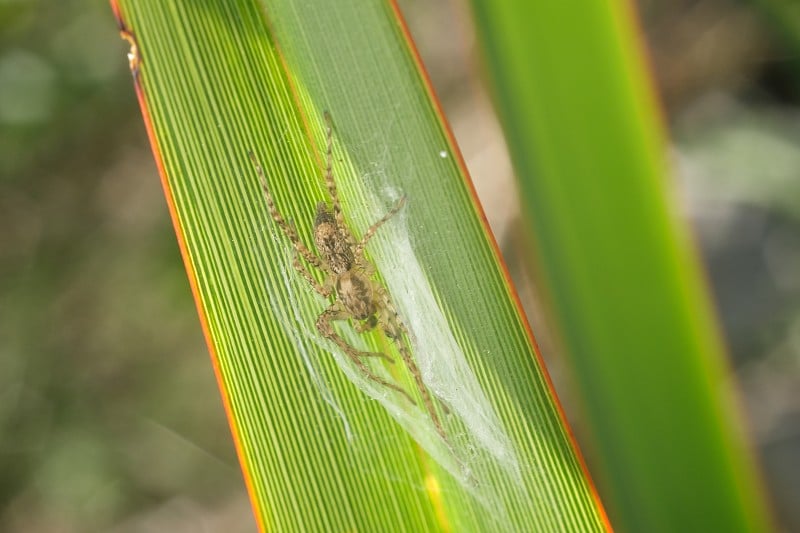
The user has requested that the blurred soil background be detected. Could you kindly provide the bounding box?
[1,0,798,531]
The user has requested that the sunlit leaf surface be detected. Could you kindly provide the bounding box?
[111,0,609,530]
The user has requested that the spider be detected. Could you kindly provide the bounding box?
[249,112,447,442]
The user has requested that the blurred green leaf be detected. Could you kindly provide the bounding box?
[469,0,772,531]
[750,0,800,50]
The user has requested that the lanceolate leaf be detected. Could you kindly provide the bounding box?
[111,0,609,530]
[468,1,772,531]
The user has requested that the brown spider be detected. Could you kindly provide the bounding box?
[249,112,447,442]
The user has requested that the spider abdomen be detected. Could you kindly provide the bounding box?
[336,271,376,320]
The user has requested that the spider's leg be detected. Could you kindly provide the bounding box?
[376,286,449,442]
[355,195,407,257]
[320,112,358,248]
[322,112,338,211]
[316,303,416,405]
[249,151,324,269]
[321,112,347,225]
[379,305,451,416]
[286,219,328,270]
[292,252,331,297]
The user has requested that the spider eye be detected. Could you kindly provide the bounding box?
[314,202,334,226]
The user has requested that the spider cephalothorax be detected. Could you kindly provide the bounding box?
[249,112,447,443]
[313,203,353,275]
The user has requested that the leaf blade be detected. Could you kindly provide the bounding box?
[112,0,609,530]
[468,0,773,531]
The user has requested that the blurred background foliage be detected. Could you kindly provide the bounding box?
[0,0,798,531]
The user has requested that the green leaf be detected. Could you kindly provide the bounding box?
[468,1,773,531]
[111,0,607,531]
[749,0,800,51]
